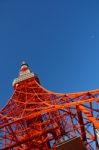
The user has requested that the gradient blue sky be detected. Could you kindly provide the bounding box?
[0,0,99,108]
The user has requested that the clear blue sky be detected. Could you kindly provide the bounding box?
[0,0,99,108]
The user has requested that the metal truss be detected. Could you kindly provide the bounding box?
[0,62,99,150]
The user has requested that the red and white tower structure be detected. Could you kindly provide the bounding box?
[0,62,99,149]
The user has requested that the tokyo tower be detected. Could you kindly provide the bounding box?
[0,62,99,149]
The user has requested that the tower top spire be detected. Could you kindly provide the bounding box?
[21,61,28,66]
[12,61,35,86]
[19,60,30,76]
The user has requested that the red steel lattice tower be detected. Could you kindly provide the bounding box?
[0,62,99,149]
